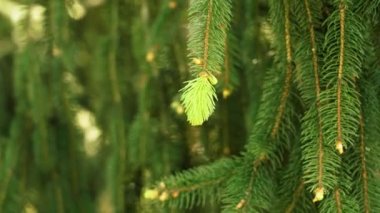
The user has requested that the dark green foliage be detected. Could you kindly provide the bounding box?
[275,145,317,213]
[162,158,236,209]
[0,0,380,212]
[221,156,276,212]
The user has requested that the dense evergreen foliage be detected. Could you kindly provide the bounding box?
[0,0,379,212]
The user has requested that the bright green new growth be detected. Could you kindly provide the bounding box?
[180,0,232,126]
[180,76,217,126]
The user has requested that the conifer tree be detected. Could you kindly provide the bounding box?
[0,0,379,212]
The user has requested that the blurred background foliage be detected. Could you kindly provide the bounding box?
[0,0,271,212]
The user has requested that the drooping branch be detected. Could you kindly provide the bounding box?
[335,0,346,153]
[271,0,293,138]
[180,0,233,125]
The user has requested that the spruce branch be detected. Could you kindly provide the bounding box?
[335,0,346,154]
[319,155,359,212]
[311,0,367,200]
[293,0,329,202]
[234,156,267,211]
[318,184,359,212]
[180,0,233,126]
[143,158,236,208]
[320,0,365,155]
[277,136,316,213]
[147,0,380,212]
[303,0,321,100]
[301,108,340,203]
[271,0,293,139]
[246,0,298,160]
[285,181,305,213]
[221,156,275,212]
